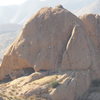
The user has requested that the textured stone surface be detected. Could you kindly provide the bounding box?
[80,14,100,80]
[0,6,86,79]
[75,71,91,99]
[62,25,91,70]
[49,71,91,100]
[0,6,97,80]
[50,77,76,100]
[87,92,100,100]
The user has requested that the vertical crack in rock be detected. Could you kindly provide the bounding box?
[65,26,76,69]
[61,24,93,70]
[57,26,74,71]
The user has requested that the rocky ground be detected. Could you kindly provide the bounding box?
[0,71,100,100]
[0,71,71,100]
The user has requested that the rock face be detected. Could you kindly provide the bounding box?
[87,92,100,100]
[0,71,91,100]
[50,71,90,100]
[1,6,84,74]
[62,25,91,70]
[0,5,100,100]
[0,6,93,79]
[80,14,100,80]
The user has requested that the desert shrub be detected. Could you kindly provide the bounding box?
[51,81,60,88]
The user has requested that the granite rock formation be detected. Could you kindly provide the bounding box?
[0,5,100,100]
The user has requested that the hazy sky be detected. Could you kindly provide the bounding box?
[0,0,94,11]
[0,0,26,5]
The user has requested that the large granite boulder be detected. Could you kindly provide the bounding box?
[0,6,100,84]
[80,14,100,80]
[0,6,93,80]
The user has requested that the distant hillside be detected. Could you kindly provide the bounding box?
[0,23,21,33]
[0,0,41,25]
[0,31,21,59]
[76,0,100,15]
